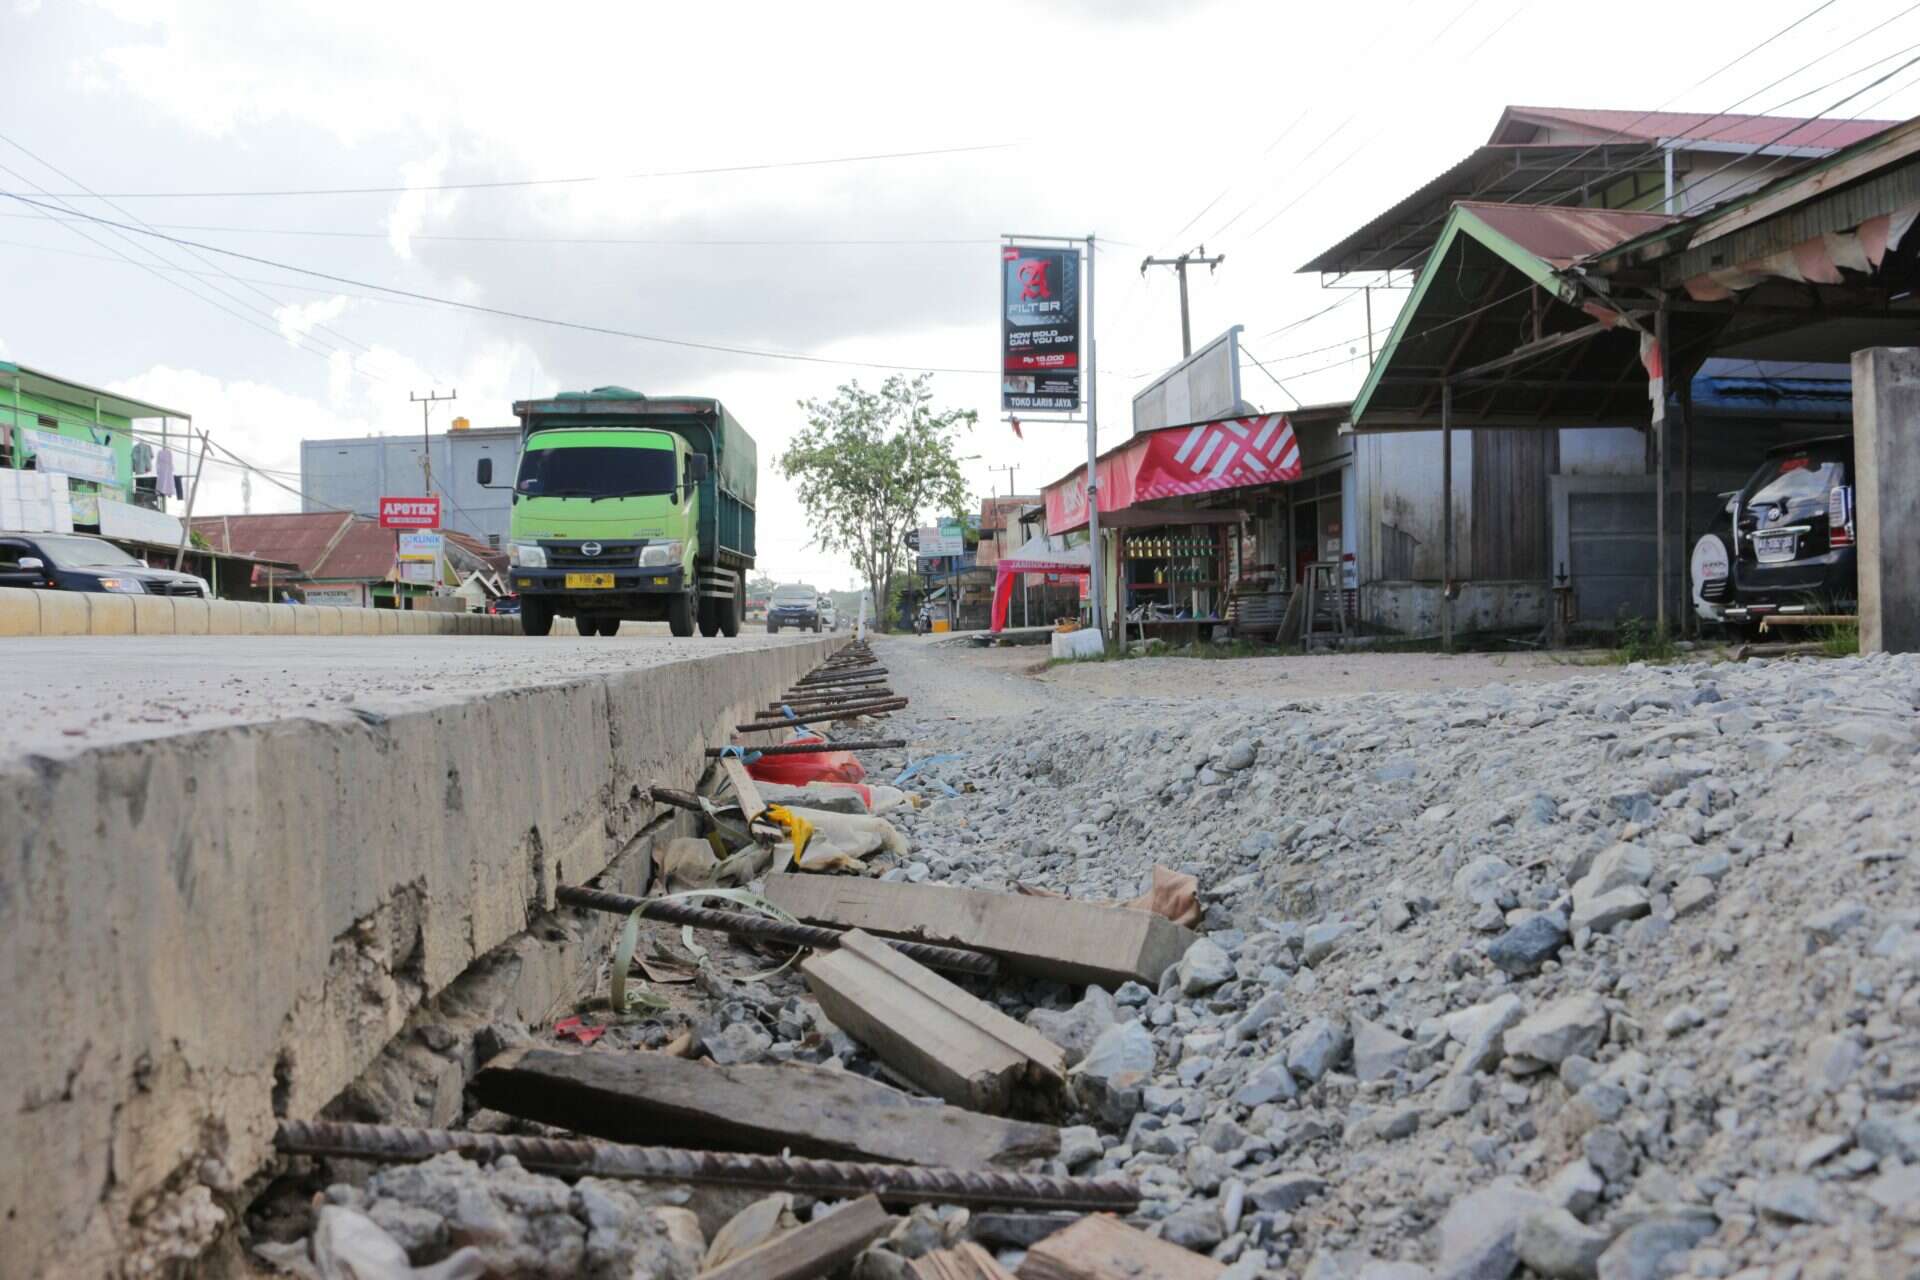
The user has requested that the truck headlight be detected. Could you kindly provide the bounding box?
[509,542,547,568]
[638,540,683,567]
[96,577,147,594]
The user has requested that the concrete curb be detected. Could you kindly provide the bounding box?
[0,586,581,637]
[0,634,837,1278]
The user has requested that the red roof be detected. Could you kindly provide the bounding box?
[1492,106,1899,152]
[192,511,396,583]
[1456,201,1678,267]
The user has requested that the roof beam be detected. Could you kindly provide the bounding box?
[1447,315,1642,383]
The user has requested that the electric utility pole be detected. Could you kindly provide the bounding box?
[989,463,1019,499]
[1138,245,1224,358]
[410,389,457,494]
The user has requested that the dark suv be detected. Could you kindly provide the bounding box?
[0,531,210,597]
[1701,436,1855,633]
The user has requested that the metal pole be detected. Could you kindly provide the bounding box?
[1679,374,1694,640]
[173,430,209,573]
[1086,234,1104,645]
[274,1120,1140,1212]
[1654,303,1670,637]
[1441,383,1453,653]
[1364,286,1375,367]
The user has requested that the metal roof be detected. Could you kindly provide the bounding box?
[191,512,398,582]
[1456,202,1677,268]
[1491,106,1899,151]
[0,360,190,421]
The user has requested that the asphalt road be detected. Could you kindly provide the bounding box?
[0,630,829,761]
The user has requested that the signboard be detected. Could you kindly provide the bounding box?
[23,429,117,484]
[1001,244,1081,413]
[397,531,443,561]
[98,497,184,545]
[378,496,441,529]
[304,584,367,608]
[397,559,438,585]
[1046,413,1301,534]
[1132,327,1246,436]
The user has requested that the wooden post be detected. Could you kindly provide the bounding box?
[1441,381,1453,652]
[1653,302,1670,637]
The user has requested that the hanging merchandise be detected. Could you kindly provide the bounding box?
[155,449,175,495]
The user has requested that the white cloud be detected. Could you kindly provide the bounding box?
[273,293,351,346]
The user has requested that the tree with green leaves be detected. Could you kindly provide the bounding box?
[779,375,974,632]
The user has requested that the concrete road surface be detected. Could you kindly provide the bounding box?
[0,630,830,760]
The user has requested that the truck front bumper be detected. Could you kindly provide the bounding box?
[511,566,686,599]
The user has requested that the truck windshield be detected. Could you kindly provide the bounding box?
[518,446,677,499]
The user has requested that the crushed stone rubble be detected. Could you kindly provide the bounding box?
[254,646,1920,1279]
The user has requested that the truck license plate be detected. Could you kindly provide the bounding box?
[1754,532,1797,562]
[565,573,615,589]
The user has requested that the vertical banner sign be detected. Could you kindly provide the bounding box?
[1001,245,1081,413]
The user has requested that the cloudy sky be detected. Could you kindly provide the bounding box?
[5,0,1917,588]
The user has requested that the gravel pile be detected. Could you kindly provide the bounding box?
[871,648,1920,1279]
[259,646,1920,1279]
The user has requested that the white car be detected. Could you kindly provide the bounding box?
[817,596,838,631]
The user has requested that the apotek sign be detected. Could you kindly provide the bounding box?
[1001,245,1080,413]
[378,496,441,529]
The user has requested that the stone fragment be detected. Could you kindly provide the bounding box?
[1159,1202,1225,1251]
[1669,876,1716,918]
[1594,1215,1715,1280]
[1057,1125,1102,1171]
[1544,1158,1605,1220]
[1514,1207,1610,1279]
[1454,856,1515,907]
[1436,1179,1550,1279]
[1804,1031,1863,1092]
[1505,994,1609,1067]
[1753,1175,1827,1225]
[1802,901,1867,946]
[1285,1017,1351,1084]
[1487,913,1569,975]
[1233,1056,1299,1107]
[1176,939,1235,995]
[1302,921,1353,966]
[1027,988,1117,1067]
[1249,1171,1328,1213]
[1571,887,1652,936]
[1351,1017,1412,1083]
[1447,994,1527,1075]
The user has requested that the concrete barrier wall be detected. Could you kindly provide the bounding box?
[0,586,580,638]
[0,635,837,1278]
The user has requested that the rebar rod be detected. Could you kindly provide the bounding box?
[798,668,888,686]
[704,739,905,757]
[275,1121,1139,1212]
[735,701,907,733]
[765,692,900,715]
[774,687,897,707]
[555,884,996,977]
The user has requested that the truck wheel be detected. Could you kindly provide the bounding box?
[575,616,597,636]
[600,618,620,637]
[668,592,695,637]
[720,579,742,637]
[521,600,554,637]
[697,596,719,637]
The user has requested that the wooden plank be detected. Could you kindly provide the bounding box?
[701,1195,890,1280]
[1016,1215,1225,1280]
[718,754,767,824]
[912,1243,1020,1280]
[801,930,1067,1119]
[470,1048,1058,1169]
[764,874,1197,989]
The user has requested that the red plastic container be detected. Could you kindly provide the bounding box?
[745,736,867,786]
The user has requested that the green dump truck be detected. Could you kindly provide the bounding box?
[483,388,756,638]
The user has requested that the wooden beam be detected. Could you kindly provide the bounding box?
[471,1048,1059,1168]
[718,754,767,824]
[701,1196,890,1280]
[1448,315,1638,383]
[913,1243,1021,1280]
[1015,1215,1225,1279]
[801,930,1068,1118]
[764,873,1197,989]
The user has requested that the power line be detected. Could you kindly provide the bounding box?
[0,212,1016,248]
[17,141,1022,199]
[0,193,1004,376]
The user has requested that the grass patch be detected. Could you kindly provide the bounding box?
[1609,616,1679,665]
[1817,619,1860,657]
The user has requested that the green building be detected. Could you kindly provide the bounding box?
[1,360,191,528]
